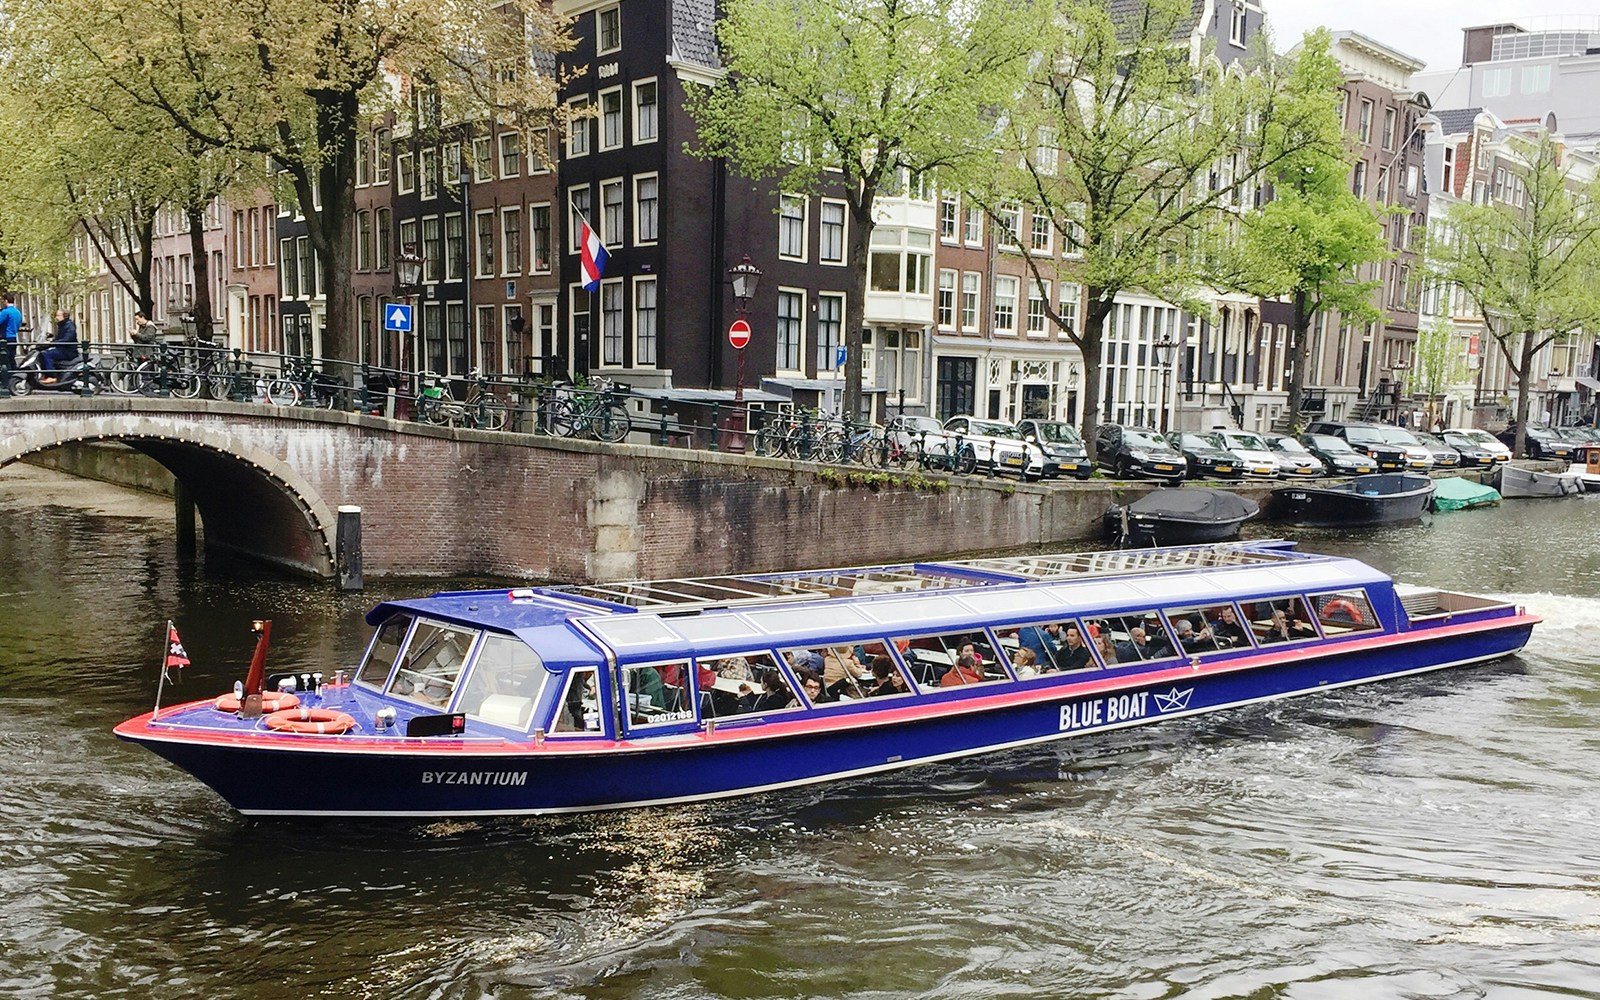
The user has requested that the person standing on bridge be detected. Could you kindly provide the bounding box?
[131,312,163,346]
[0,293,23,372]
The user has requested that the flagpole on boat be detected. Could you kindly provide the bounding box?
[153,619,173,716]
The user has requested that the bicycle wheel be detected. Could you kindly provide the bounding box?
[546,398,578,437]
[206,370,233,400]
[109,362,141,395]
[954,444,978,476]
[475,397,509,431]
[589,403,631,443]
[265,377,300,406]
[168,366,203,399]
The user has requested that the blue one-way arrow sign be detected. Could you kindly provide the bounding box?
[384,304,413,332]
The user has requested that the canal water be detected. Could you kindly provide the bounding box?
[1,464,1598,999]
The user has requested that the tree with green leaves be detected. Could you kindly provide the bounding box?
[1427,130,1600,457]
[1238,29,1389,431]
[688,0,1042,419]
[968,1,1347,452]
[1408,315,1473,430]
[7,0,573,361]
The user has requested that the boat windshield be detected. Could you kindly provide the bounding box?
[357,614,412,687]
[1124,429,1166,448]
[1031,421,1082,444]
[386,619,480,709]
[455,634,550,729]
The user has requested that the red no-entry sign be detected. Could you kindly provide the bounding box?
[728,318,752,350]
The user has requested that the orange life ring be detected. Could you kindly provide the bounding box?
[264,707,358,735]
[214,691,301,713]
[1321,598,1365,624]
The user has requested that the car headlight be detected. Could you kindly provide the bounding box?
[1129,450,1150,461]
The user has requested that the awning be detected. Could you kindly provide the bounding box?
[1575,377,1600,393]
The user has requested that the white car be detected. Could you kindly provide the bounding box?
[1441,427,1512,468]
[1378,426,1436,472]
[943,415,1049,479]
[1205,429,1280,479]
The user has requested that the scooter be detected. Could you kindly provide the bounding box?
[6,339,111,395]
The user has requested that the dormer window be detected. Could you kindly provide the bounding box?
[597,6,621,54]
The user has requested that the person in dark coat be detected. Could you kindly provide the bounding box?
[38,309,79,383]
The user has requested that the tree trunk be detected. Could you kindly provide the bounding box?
[1078,290,1113,461]
[1512,330,1535,458]
[1285,288,1312,433]
[298,90,360,363]
[842,199,875,422]
[185,204,215,341]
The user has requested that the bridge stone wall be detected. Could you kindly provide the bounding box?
[0,397,1154,583]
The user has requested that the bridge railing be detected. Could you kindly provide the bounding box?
[0,339,975,474]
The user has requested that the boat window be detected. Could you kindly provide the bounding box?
[901,630,1010,689]
[387,619,480,709]
[357,615,411,688]
[993,620,1099,675]
[1241,597,1322,644]
[1309,590,1380,634]
[456,634,549,730]
[1161,603,1254,654]
[552,667,602,733]
[703,652,804,717]
[622,661,696,728]
[1097,611,1182,664]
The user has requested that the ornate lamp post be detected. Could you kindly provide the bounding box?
[1154,333,1176,432]
[724,256,762,452]
[395,243,425,373]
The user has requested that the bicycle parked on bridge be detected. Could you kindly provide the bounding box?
[547,376,631,442]
[265,356,340,409]
[415,369,509,430]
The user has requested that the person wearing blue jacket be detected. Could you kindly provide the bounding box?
[38,309,79,383]
[0,294,22,372]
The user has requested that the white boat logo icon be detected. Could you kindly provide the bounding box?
[1153,687,1194,713]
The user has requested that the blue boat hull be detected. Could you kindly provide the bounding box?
[122,620,1534,817]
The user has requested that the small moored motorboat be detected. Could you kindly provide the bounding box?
[1269,473,1434,526]
[1494,464,1584,498]
[115,541,1537,818]
[1104,487,1260,546]
[1429,476,1501,512]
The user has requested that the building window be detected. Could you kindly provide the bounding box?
[601,178,624,246]
[996,204,1021,249]
[963,206,983,245]
[567,97,590,158]
[298,236,314,297]
[633,79,658,143]
[526,127,551,174]
[816,293,843,372]
[597,5,621,54]
[568,185,591,252]
[634,277,657,365]
[1357,99,1373,144]
[960,272,979,331]
[1381,107,1396,151]
[279,238,296,298]
[819,199,846,263]
[937,269,956,328]
[905,232,931,294]
[1034,127,1058,176]
[475,210,496,277]
[634,175,658,244]
[530,204,551,273]
[1027,279,1050,335]
[993,275,1018,333]
[1030,208,1051,252]
[446,302,468,376]
[472,136,493,181]
[419,146,438,199]
[776,290,803,372]
[779,195,806,260]
[1521,64,1551,94]
[600,279,624,365]
[498,133,521,178]
[1059,282,1079,334]
[1405,164,1419,197]
[444,213,466,280]
[397,150,415,194]
[599,88,623,150]
[1352,161,1367,198]
[421,217,442,283]
[1442,147,1455,193]
[356,210,373,271]
[939,198,958,242]
[1229,1,1246,46]
[476,305,498,372]
[375,208,391,269]
[375,129,392,184]
[501,207,522,275]
[1482,66,1511,98]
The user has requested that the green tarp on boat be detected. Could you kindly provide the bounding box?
[1430,476,1501,511]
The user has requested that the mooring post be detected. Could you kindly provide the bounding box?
[336,505,363,591]
[174,480,196,561]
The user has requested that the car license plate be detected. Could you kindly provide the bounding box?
[1381,462,1399,469]
[1005,456,1023,466]
[1061,463,1079,472]
[1255,466,1273,475]
[1155,464,1174,471]
[1216,465,1233,473]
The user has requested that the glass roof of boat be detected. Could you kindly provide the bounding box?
[550,543,1302,613]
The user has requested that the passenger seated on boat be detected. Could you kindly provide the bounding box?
[940,653,985,687]
[1011,647,1039,678]
[823,646,868,699]
[1018,624,1062,666]
[1259,609,1318,643]
[1173,619,1223,653]
[795,668,826,704]
[1059,627,1093,670]
[1209,607,1249,645]
[1094,631,1119,665]
[958,642,985,667]
[786,649,825,674]
[738,672,798,712]
[866,655,910,697]
[1139,625,1175,660]
[631,665,667,712]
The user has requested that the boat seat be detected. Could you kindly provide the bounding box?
[476,694,534,729]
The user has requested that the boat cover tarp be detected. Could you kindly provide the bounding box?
[1125,488,1259,523]
[1431,476,1500,511]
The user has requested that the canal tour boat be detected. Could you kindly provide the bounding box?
[115,541,1539,818]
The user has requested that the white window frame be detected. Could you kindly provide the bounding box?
[632,78,659,144]
[498,132,521,179]
[472,136,493,182]
[633,276,658,366]
[600,177,624,248]
[992,274,1018,334]
[1229,2,1246,46]
[778,194,808,262]
[939,198,959,243]
[529,202,552,274]
[500,205,523,277]
[1026,278,1050,337]
[596,5,621,56]
[633,173,659,245]
[996,204,1021,250]
[775,287,805,374]
[474,208,497,278]
[963,206,983,247]
[599,277,625,367]
[598,87,624,152]
[960,271,980,332]
[816,292,845,373]
[567,97,590,159]
[1030,208,1052,253]
[396,150,415,195]
[819,198,847,265]
[937,269,956,329]
[567,184,591,253]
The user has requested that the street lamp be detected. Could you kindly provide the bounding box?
[724,256,762,452]
[395,243,426,403]
[1153,333,1176,432]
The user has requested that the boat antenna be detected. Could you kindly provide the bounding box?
[242,620,273,696]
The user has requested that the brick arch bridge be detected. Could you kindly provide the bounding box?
[0,397,1111,583]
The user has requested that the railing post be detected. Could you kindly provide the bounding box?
[754,409,767,457]
[657,413,670,447]
[156,343,171,398]
[0,347,10,398]
[708,402,721,452]
[800,410,813,461]
[358,364,371,415]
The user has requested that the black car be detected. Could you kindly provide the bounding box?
[1299,433,1378,476]
[1439,429,1508,468]
[1498,424,1578,460]
[1095,424,1187,481]
[1305,420,1410,471]
[1410,431,1462,469]
[1164,431,1243,479]
[1017,418,1093,480]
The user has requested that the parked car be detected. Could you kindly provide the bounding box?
[1497,424,1579,460]
[1299,434,1378,476]
[884,415,961,469]
[943,415,1048,479]
[1095,424,1187,481]
[1016,418,1093,480]
[1164,431,1244,479]
[1409,431,1461,469]
[1386,427,1437,472]
[1263,433,1325,478]
[1440,427,1511,467]
[1204,428,1280,478]
[1306,420,1411,471]
[1556,425,1600,447]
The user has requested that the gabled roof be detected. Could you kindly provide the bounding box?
[671,0,721,69]
[1433,107,1485,136]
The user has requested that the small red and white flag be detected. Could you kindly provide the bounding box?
[163,622,190,682]
[578,213,609,293]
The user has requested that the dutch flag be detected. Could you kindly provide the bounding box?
[579,214,609,292]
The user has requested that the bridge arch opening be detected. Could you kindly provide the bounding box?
[0,426,337,579]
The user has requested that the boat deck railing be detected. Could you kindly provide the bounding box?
[553,542,1306,614]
